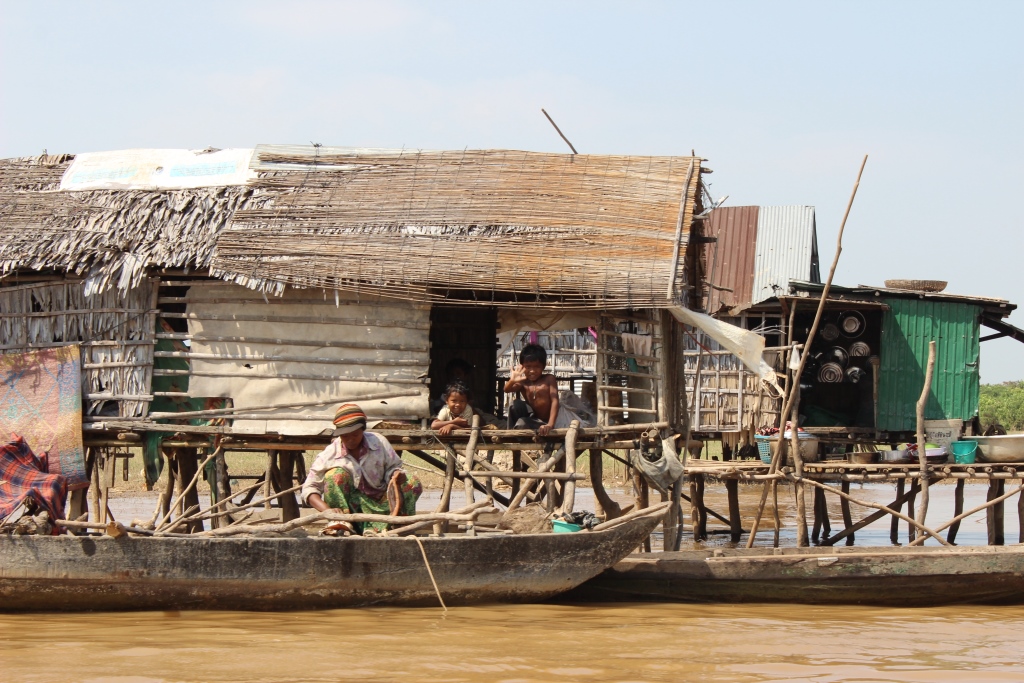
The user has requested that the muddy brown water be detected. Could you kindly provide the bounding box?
[2,603,1023,682]
[4,483,1022,681]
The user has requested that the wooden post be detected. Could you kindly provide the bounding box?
[274,451,300,522]
[811,486,825,543]
[771,479,780,547]
[263,451,275,511]
[890,479,904,545]
[840,480,855,546]
[947,479,966,543]
[987,479,1005,546]
[87,448,100,523]
[211,447,231,529]
[668,478,684,551]
[511,450,522,499]
[690,472,707,541]
[560,421,580,514]
[632,464,652,551]
[588,448,622,520]
[725,478,742,543]
[1018,484,1024,544]
[463,414,481,505]
[175,448,203,533]
[100,451,115,524]
[915,341,937,532]
[791,393,808,547]
[906,482,917,543]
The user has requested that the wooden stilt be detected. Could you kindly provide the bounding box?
[668,480,683,551]
[1018,483,1024,545]
[67,488,87,528]
[463,415,481,515]
[263,451,275,511]
[726,478,741,543]
[906,483,918,543]
[157,449,174,523]
[947,479,966,544]
[690,472,707,542]
[890,479,905,545]
[175,448,203,533]
[88,448,100,524]
[840,480,855,546]
[811,486,824,543]
[559,421,579,514]
[987,479,1005,546]
[637,472,651,551]
[791,393,808,547]
[588,448,621,520]
[209,449,226,530]
[771,479,780,547]
[274,451,300,522]
[511,450,522,499]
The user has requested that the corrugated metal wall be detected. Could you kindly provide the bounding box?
[751,206,817,304]
[877,299,981,431]
[703,206,759,314]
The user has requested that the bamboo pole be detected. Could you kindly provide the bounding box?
[193,506,495,538]
[462,415,481,534]
[947,478,966,543]
[746,155,868,548]
[791,390,808,547]
[560,421,580,514]
[915,341,937,531]
[154,449,218,531]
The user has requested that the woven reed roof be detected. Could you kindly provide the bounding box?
[0,155,265,293]
[212,146,703,308]
[1,147,704,307]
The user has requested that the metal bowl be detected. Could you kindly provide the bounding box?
[880,449,913,464]
[966,435,1024,463]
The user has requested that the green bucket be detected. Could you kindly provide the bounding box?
[950,440,978,464]
[552,519,582,533]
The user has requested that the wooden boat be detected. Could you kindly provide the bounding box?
[565,544,1024,607]
[0,506,664,612]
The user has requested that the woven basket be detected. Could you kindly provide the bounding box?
[884,279,947,292]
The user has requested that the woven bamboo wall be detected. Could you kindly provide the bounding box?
[0,279,156,417]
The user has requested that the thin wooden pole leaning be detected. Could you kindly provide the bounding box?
[746,154,868,548]
[462,414,481,534]
[915,341,937,530]
[559,420,580,514]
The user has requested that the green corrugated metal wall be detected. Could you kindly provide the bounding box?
[877,299,980,431]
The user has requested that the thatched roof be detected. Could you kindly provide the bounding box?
[213,146,704,308]
[0,155,265,293]
[1,147,704,307]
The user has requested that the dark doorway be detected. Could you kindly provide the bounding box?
[429,306,498,415]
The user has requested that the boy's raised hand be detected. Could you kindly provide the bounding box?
[510,364,527,383]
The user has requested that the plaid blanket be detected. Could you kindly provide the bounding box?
[0,346,87,489]
[0,435,67,530]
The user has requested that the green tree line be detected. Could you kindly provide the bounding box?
[980,381,1024,432]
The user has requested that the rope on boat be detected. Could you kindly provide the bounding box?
[413,536,447,613]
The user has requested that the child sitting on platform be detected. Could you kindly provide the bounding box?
[431,380,475,436]
[503,343,583,435]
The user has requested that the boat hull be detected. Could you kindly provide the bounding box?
[565,545,1024,607]
[0,515,660,612]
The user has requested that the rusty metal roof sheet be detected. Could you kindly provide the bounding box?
[751,206,819,304]
[703,206,759,314]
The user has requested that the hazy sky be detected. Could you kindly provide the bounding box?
[2,1,1022,381]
